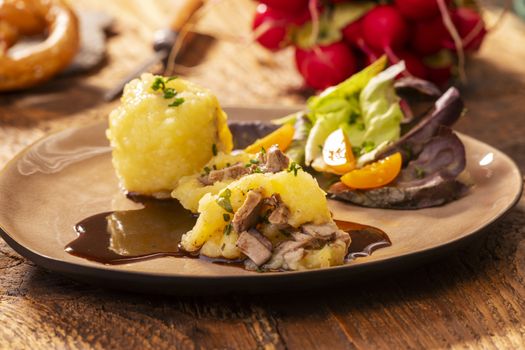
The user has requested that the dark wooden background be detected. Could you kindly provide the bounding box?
[1,0,524,348]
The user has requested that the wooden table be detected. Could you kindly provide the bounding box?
[1,1,524,348]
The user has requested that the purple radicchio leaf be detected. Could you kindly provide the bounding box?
[329,178,468,209]
[378,87,464,164]
[327,126,468,209]
[394,77,442,97]
[397,126,466,187]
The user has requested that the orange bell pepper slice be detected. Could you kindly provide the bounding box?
[341,152,402,189]
[245,123,295,154]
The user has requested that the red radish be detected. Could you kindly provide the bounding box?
[342,20,363,48]
[258,0,309,14]
[395,0,445,20]
[295,42,357,90]
[426,65,452,86]
[343,20,381,65]
[411,16,448,55]
[445,8,487,52]
[361,5,409,54]
[397,52,428,79]
[252,4,290,51]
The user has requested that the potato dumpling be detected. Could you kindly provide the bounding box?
[181,169,332,259]
[172,152,252,213]
[107,74,232,196]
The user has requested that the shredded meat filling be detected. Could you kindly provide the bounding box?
[199,145,290,186]
[236,229,273,266]
[263,222,351,271]
[266,194,290,227]
[261,145,290,173]
[232,189,264,233]
[199,163,251,185]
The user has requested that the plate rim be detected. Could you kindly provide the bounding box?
[0,117,522,285]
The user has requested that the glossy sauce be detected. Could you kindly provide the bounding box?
[65,200,391,267]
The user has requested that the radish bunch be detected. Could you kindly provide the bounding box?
[252,0,486,89]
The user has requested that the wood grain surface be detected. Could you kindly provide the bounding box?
[1,0,525,349]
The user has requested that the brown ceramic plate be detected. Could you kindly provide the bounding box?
[0,107,522,295]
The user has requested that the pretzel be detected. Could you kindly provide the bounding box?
[0,0,79,91]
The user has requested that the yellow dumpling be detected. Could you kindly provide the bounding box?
[172,152,252,213]
[107,74,232,196]
[181,169,332,258]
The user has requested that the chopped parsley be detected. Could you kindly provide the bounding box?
[168,97,185,107]
[414,166,426,179]
[162,88,176,99]
[223,213,231,222]
[249,159,259,164]
[349,112,359,124]
[356,122,365,131]
[150,76,184,107]
[217,189,234,213]
[203,166,211,175]
[223,222,232,236]
[402,144,413,160]
[352,140,376,157]
[287,162,301,176]
[212,143,218,156]
[361,140,375,153]
[260,146,266,155]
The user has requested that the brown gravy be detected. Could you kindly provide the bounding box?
[65,200,391,267]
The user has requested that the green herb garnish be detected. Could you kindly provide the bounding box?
[217,189,233,213]
[223,222,232,236]
[361,140,376,153]
[414,167,426,179]
[223,213,230,222]
[168,97,185,107]
[212,143,218,156]
[150,76,184,107]
[287,161,301,176]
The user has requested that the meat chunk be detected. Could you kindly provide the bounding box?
[302,223,337,240]
[232,189,264,233]
[262,145,289,173]
[266,194,290,226]
[199,163,250,185]
[236,229,273,266]
[263,239,305,270]
[263,222,351,271]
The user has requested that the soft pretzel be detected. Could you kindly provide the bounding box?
[0,0,79,91]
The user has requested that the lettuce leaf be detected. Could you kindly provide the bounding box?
[304,57,387,166]
[305,58,405,169]
[351,61,405,164]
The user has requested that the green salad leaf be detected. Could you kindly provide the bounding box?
[305,57,405,171]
